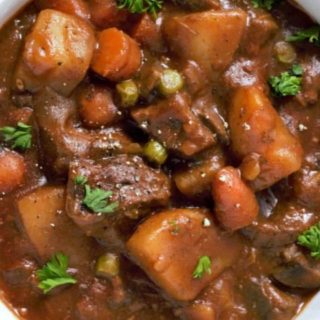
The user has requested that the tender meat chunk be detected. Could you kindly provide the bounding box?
[174,148,225,198]
[273,244,320,289]
[15,10,95,96]
[242,274,301,320]
[17,186,94,267]
[243,12,278,56]
[293,167,320,209]
[181,271,247,320]
[127,209,240,301]
[229,86,303,190]
[33,88,141,176]
[132,93,215,157]
[66,155,171,249]
[212,167,259,231]
[173,148,225,198]
[35,0,91,20]
[163,10,247,74]
[242,202,319,248]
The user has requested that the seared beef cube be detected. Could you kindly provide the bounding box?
[242,202,319,248]
[242,274,301,320]
[34,88,142,176]
[273,244,320,289]
[132,93,215,157]
[66,155,171,250]
[127,209,240,301]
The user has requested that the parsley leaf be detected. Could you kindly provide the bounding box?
[269,64,303,97]
[74,175,88,185]
[287,26,320,46]
[83,185,118,214]
[36,253,77,294]
[192,256,212,279]
[297,223,320,260]
[0,122,32,150]
[117,0,163,15]
[252,0,280,10]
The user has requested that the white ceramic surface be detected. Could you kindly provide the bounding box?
[0,0,319,319]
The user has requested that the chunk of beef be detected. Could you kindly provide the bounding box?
[229,86,303,190]
[273,244,320,289]
[132,93,215,157]
[174,147,225,198]
[66,155,171,250]
[15,9,95,96]
[293,167,320,209]
[243,12,278,56]
[241,274,301,320]
[33,88,141,176]
[16,186,94,267]
[242,202,319,248]
[127,208,240,301]
[163,10,247,75]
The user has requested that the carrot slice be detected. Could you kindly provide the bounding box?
[91,28,142,81]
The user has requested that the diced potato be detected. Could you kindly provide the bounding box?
[163,10,247,74]
[229,86,303,190]
[15,9,95,96]
[17,186,93,266]
[127,209,240,301]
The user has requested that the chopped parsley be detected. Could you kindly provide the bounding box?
[169,219,180,235]
[0,122,32,151]
[192,256,212,279]
[117,0,162,15]
[83,185,118,214]
[36,253,77,294]
[287,26,320,46]
[252,0,279,10]
[269,64,303,97]
[297,223,320,260]
[74,175,88,186]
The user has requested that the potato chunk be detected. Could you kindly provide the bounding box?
[127,209,240,301]
[163,10,246,74]
[229,86,303,190]
[17,186,93,266]
[15,9,95,96]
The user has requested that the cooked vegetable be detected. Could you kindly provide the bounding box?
[252,0,279,10]
[74,175,87,185]
[192,256,212,279]
[0,122,32,151]
[0,150,26,193]
[158,69,184,96]
[91,28,142,81]
[83,185,119,214]
[297,223,320,260]
[274,41,297,64]
[15,9,95,96]
[116,79,139,107]
[117,0,163,15]
[96,253,120,278]
[143,140,168,165]
[36,253,77,294]
[212,167,259,231]
[269,64,303,97]
[288,26,320,46]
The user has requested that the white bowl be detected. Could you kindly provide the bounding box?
[0,0,319,319]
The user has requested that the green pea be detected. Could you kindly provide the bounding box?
[274,41,297,64]
[116,80,139,107]
[158,69,184,96]
[144,140,168,165]
[96,253,120,278]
